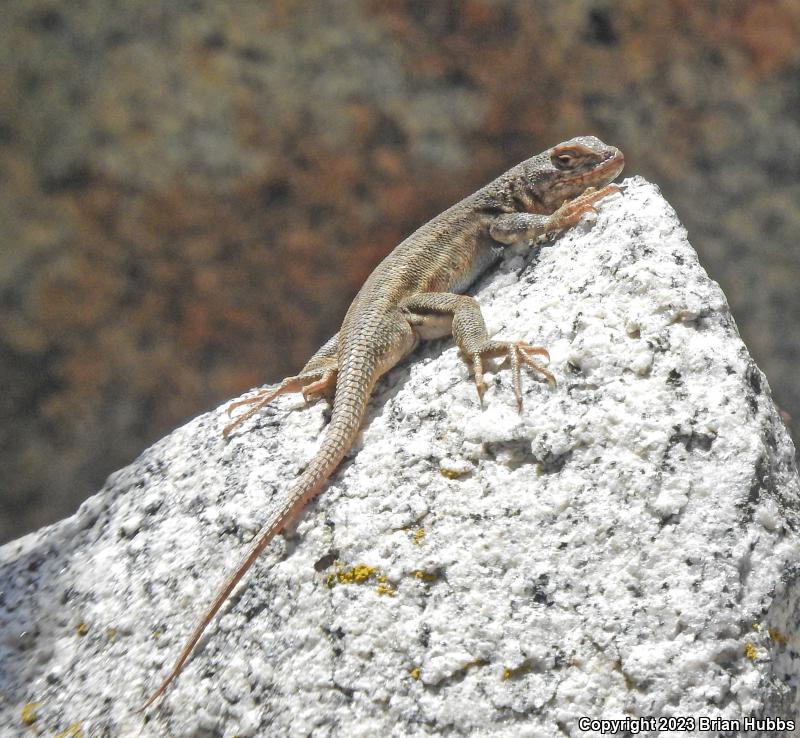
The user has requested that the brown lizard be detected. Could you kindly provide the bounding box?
[141,135,624,710]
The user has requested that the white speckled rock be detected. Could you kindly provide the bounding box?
[2,178,798,738]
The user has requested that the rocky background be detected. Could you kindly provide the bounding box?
[2,0,798,542]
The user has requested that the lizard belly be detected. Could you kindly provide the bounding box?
[412,313,454,340]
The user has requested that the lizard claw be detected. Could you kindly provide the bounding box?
[223,392,277,438]
[472,355,488,404]
[508,341,556,409]
[227,392,271,417]
[224,368,338,438]
[470,340,555,411]
[223,379,297,437]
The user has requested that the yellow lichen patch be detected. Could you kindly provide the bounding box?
[75,622,89,637]
[440,467,467,479]
[501,661,534,681]
[54,724,83,738]
[376,574,396,597]
[325,562,397,596]
[340,564,376,584]
[326,563,377,587]
[768,627,789,645]
[412,528,425,545]
[411,570,438,583]
[20,702,38,725]
[409,667,421,680]
[744,642,759,661]
[105,627,117,641]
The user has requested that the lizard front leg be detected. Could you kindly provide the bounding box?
[400,292,554,409]
[224,333,339,438]
[489,183,621,245]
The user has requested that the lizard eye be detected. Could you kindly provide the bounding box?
[552,150,579,169]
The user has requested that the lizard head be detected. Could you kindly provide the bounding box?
[525,136,625,212]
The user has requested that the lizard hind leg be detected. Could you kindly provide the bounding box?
[223,362,338,438]
[301,368,337,402]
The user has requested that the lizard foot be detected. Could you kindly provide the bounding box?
[223,368,337,438]
[471,341,555,410]
[548,183,621,230]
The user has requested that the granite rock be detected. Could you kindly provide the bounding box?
[1,179,798,737]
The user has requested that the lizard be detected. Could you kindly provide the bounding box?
[140,135,624,710]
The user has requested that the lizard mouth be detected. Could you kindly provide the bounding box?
[568,148,625,186]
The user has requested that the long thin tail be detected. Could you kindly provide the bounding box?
[139,367,373,712]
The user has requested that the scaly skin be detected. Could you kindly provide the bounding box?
[140,136,625,710]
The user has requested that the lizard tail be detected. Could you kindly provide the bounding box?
[138,362,376,712]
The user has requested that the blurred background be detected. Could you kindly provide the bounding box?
[1,1,798,543]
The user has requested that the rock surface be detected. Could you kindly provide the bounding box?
[1,179,798,737]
